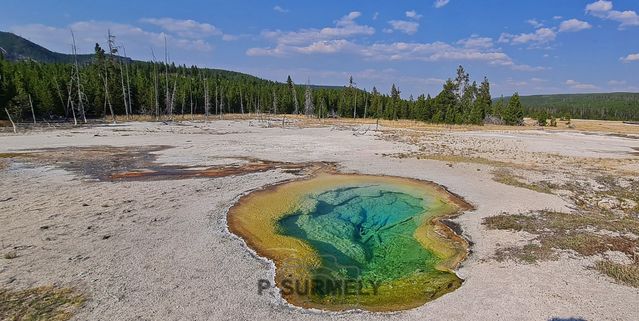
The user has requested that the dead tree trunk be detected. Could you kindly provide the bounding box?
[170,77,177,120]
[151,49,159,120]
[240,87,244,114]
[364,92,368,119]
[272,89,278,115]
[181,82,185,119]
[118,59,129,119]
[215,86,218,116]
[71,30,86,123]
[123,47,133,116]
[4,108,16,133]
[66,80,77,125]
[164,36,170,116]
[204,78,209,122]
[219,89,225,120]
[28,94,36,124]
[189,78,193,120]
[101,73,115,123]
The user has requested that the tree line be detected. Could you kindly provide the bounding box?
[0,37,524,125]
[507,93,639,121]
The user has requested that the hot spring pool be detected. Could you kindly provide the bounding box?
[228,174,471,311]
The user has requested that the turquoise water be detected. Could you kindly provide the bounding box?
[278,184,440,287]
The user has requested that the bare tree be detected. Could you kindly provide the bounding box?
[349,76,357,119]
[5,108,16,133]
[28,94,36,124]
[219,87,224,120]
[181,75,185,118]
[123,47,133,116]
[189,78,194,120]
[239,87,244,114]
[215,85,218,116]
[272,89,278,114]
[363,89,368,119]
[164,36,170,116]
[65,78,78,125]
[71,30,87,123]
[104,30,122,123]
[117,47,129,119]
[304,79,315,117]
[170,77,177,120]
[204,77,210,122]
[292,84,299,114]
[151,48,159,120]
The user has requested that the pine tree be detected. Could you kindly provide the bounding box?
[503,92,524,125]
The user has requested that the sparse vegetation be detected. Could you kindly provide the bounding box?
[485,210,639,260]
[0,286,85,321]
[417,154,513,167]
[4,251,18,259]
[491,168,555,194]
[495,244,558,263]
[484,174,639,273]
[595,260,639,288]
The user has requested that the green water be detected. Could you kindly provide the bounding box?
[278,184,442,296]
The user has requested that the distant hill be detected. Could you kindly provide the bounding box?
[0,31,334,87]
[497,92,639,121]
[0,31,91,63]
[0,31,125,64]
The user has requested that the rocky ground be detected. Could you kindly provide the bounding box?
[1,118,638,321]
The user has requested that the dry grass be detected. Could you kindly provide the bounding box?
[4,251,18,259]
[0,286,85,321]
[560,119,639,136]
[595,260,639,288]
[0,153,31,158]
[484,209,639,262]
[103,114,639,135]
[491,168,555,194]
[416,154,514,167]
[485,172,639,265]
[495,244,558,263]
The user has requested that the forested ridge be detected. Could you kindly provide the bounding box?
[500,93,639,121]
[0,31,526,125]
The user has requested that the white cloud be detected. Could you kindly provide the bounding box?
[9,21,214,57]
[608,80,627,85]
[373,12,379,20]
[295,40,357,54]
[566,79,598,90]
[248,12,543,72]
[140,17,222,39]
[273,6,289,13]
[405,10,422,20]
[388,20,420,35]
[553,16,563,20]
[559,19,592,32]
[434,0,450,8]
[586,0,613,15]
[527,19,543,28]
[620,53,639,62]
[586,1,639,28]
[457,36,493,49]
[248,35,542,72]
[258,11,374,47]
[222,34,238,41]
[499,27,556,45]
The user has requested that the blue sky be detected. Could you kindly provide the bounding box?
[1,0,638,97]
